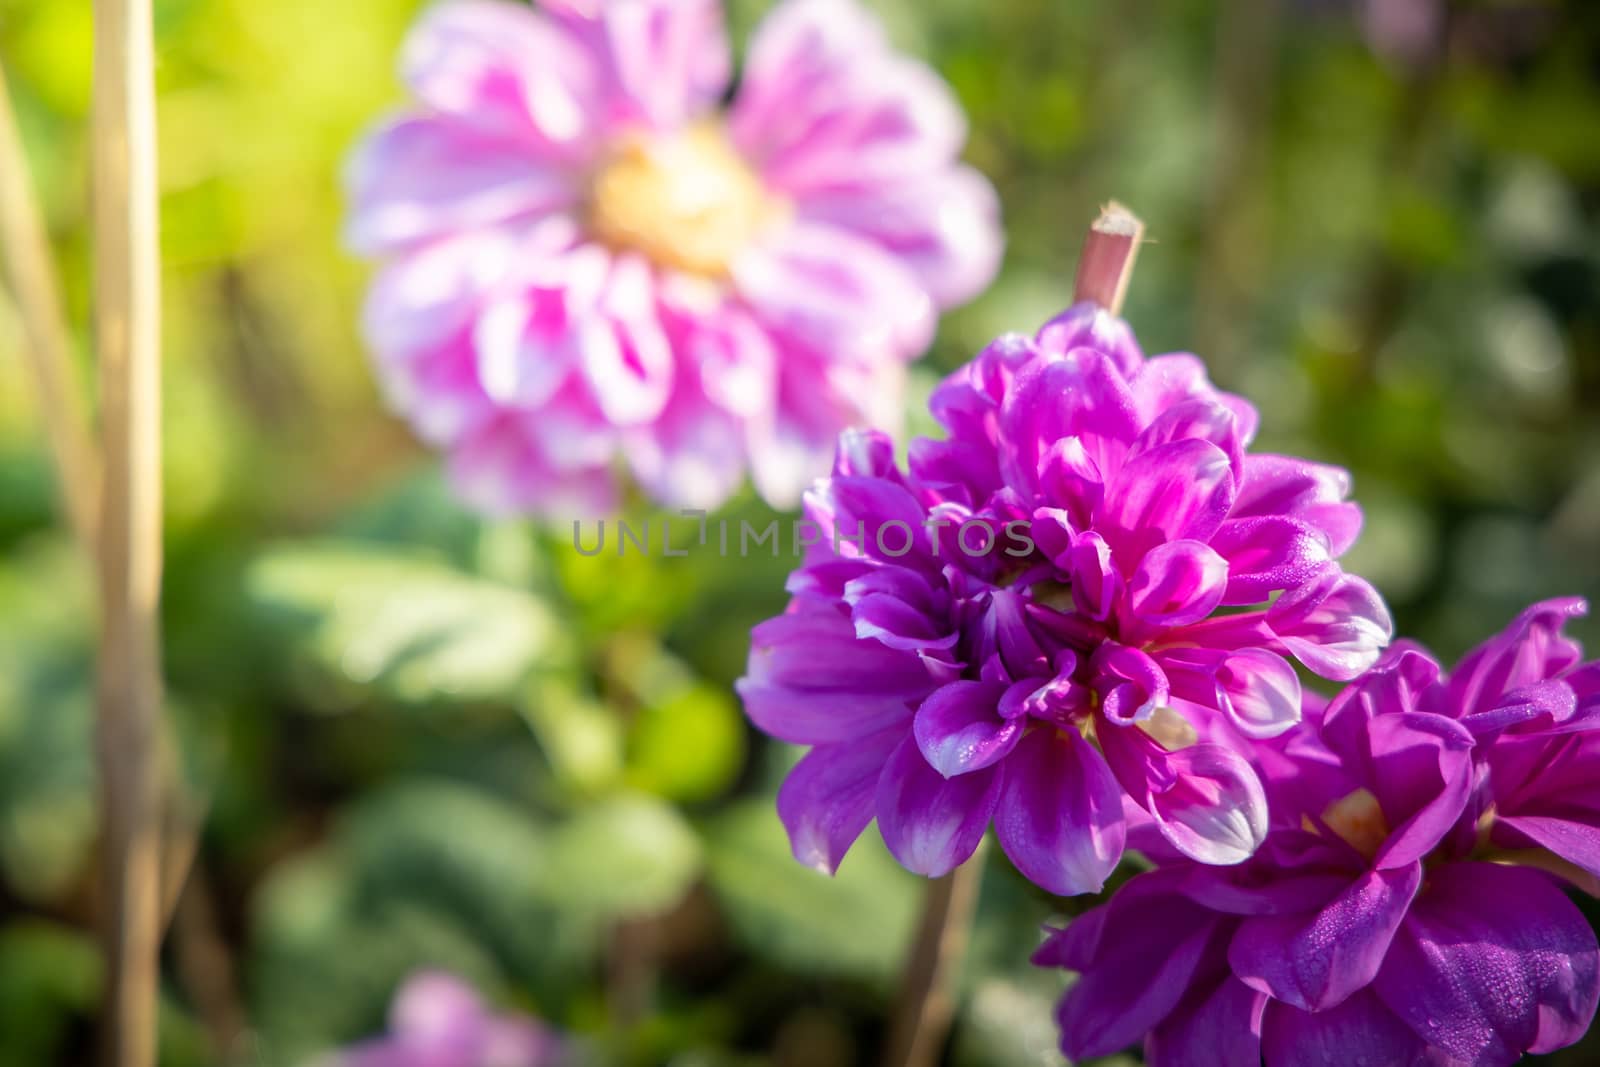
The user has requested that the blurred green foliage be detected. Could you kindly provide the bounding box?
[2,0,1598,1063]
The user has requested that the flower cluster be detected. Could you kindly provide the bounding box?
[329,971,561,1067]
[1038,599,1600,1065]
[347,0,1000,515]
[738,302,1391,895]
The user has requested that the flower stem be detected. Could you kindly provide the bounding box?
[1072,201,1145,316]
[883,853,986,1067]
[91,0,164,1061]
[0,62,100,555]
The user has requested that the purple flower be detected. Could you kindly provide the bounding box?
[1038,601,1600,1066]
[333,971,559,1067]
[738,303,1391,894]
[346,0,1001,515]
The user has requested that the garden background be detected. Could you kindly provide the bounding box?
[1,0,1597,1063]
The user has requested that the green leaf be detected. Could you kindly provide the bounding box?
[625,682,745,804]
[541,793,704,922]
[702,799,920,983]
[247,541,569,708]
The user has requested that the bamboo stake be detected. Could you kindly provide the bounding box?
[0,62,99,554]
[91,0,164,1061]
[1073,201,1145,315]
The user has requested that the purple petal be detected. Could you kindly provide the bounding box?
[1445,598,1589,719]
[1215,648,1303,739]
[1132,398,1245,478]
[994,728,1126,895]
[738,609,929,743]
[1267,568,1394,680]
[1099,726,1268,865]
[1230,862,1422,1013]
[1126,538,1230,631]
[777,728,903,873]
[1373,862,1599,1062]
[1145,976,1266,1067]
[1234,454,1362,556]
[1000,350,1141,497]
[1051,886,1230,1059]
[1361,713,1476,869]
[1261,989,1438,1067]
[1035,302,1144,378]
[875,736,1001,876]
[1095,439,1236,564]
[390,971,489,1039]
[1068,531,1120,621]
[912,681,1020,777]
[1091,643,1170,726]
[1148,743,1269,865]
[1209,516,1334,605]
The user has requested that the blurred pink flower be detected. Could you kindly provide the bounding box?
[335,971,559,1067]
[347,0,1002,515]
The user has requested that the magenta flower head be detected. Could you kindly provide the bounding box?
[737,297,1392,895]
[1038,602,1600,1066]
[346,0,1002,514]
[332,971,560,1067]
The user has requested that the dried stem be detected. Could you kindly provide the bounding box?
[883,855,986,1067]
[1072,201,1145,316]
[92,0,165,1062]
[0,62,100,554]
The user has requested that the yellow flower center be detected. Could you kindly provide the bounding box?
[1316,788,1390,860]
[587,123,786,279]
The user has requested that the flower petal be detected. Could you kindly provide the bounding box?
[994,728,1126,895]
[1229,862,1422,1013]
[402,0,597,151]
[1145,976,1266,1067]
[1267,568,1393,680]
[738,608,930,743]
[912,681,1019,777]
[777,728,903,874]
[875,736,1001,876]
[1233,454,1362,556]
[1049,879,1230,1059]
[799,166,1001,308]
[1126,538,1230,632]
[596,0,731,129]
[1372,862,1600,1063]
[1261,989,1438,1067]
[1095,439,1236,564]
[345,116,574,255]
[1215,648,1303,739]
[1209,516,1333,605]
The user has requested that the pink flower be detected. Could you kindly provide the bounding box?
[347,0,1002,514]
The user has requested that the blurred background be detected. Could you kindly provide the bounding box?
[1,0,1597,1063]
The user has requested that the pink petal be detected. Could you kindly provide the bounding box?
[1095,439,1236,564]
[797,165,1002,307]
[595,0,731,129]
[402,0,597,153]
[1209,516,1334,606]
[345,116,574,255]
[1126,538,1230,632]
